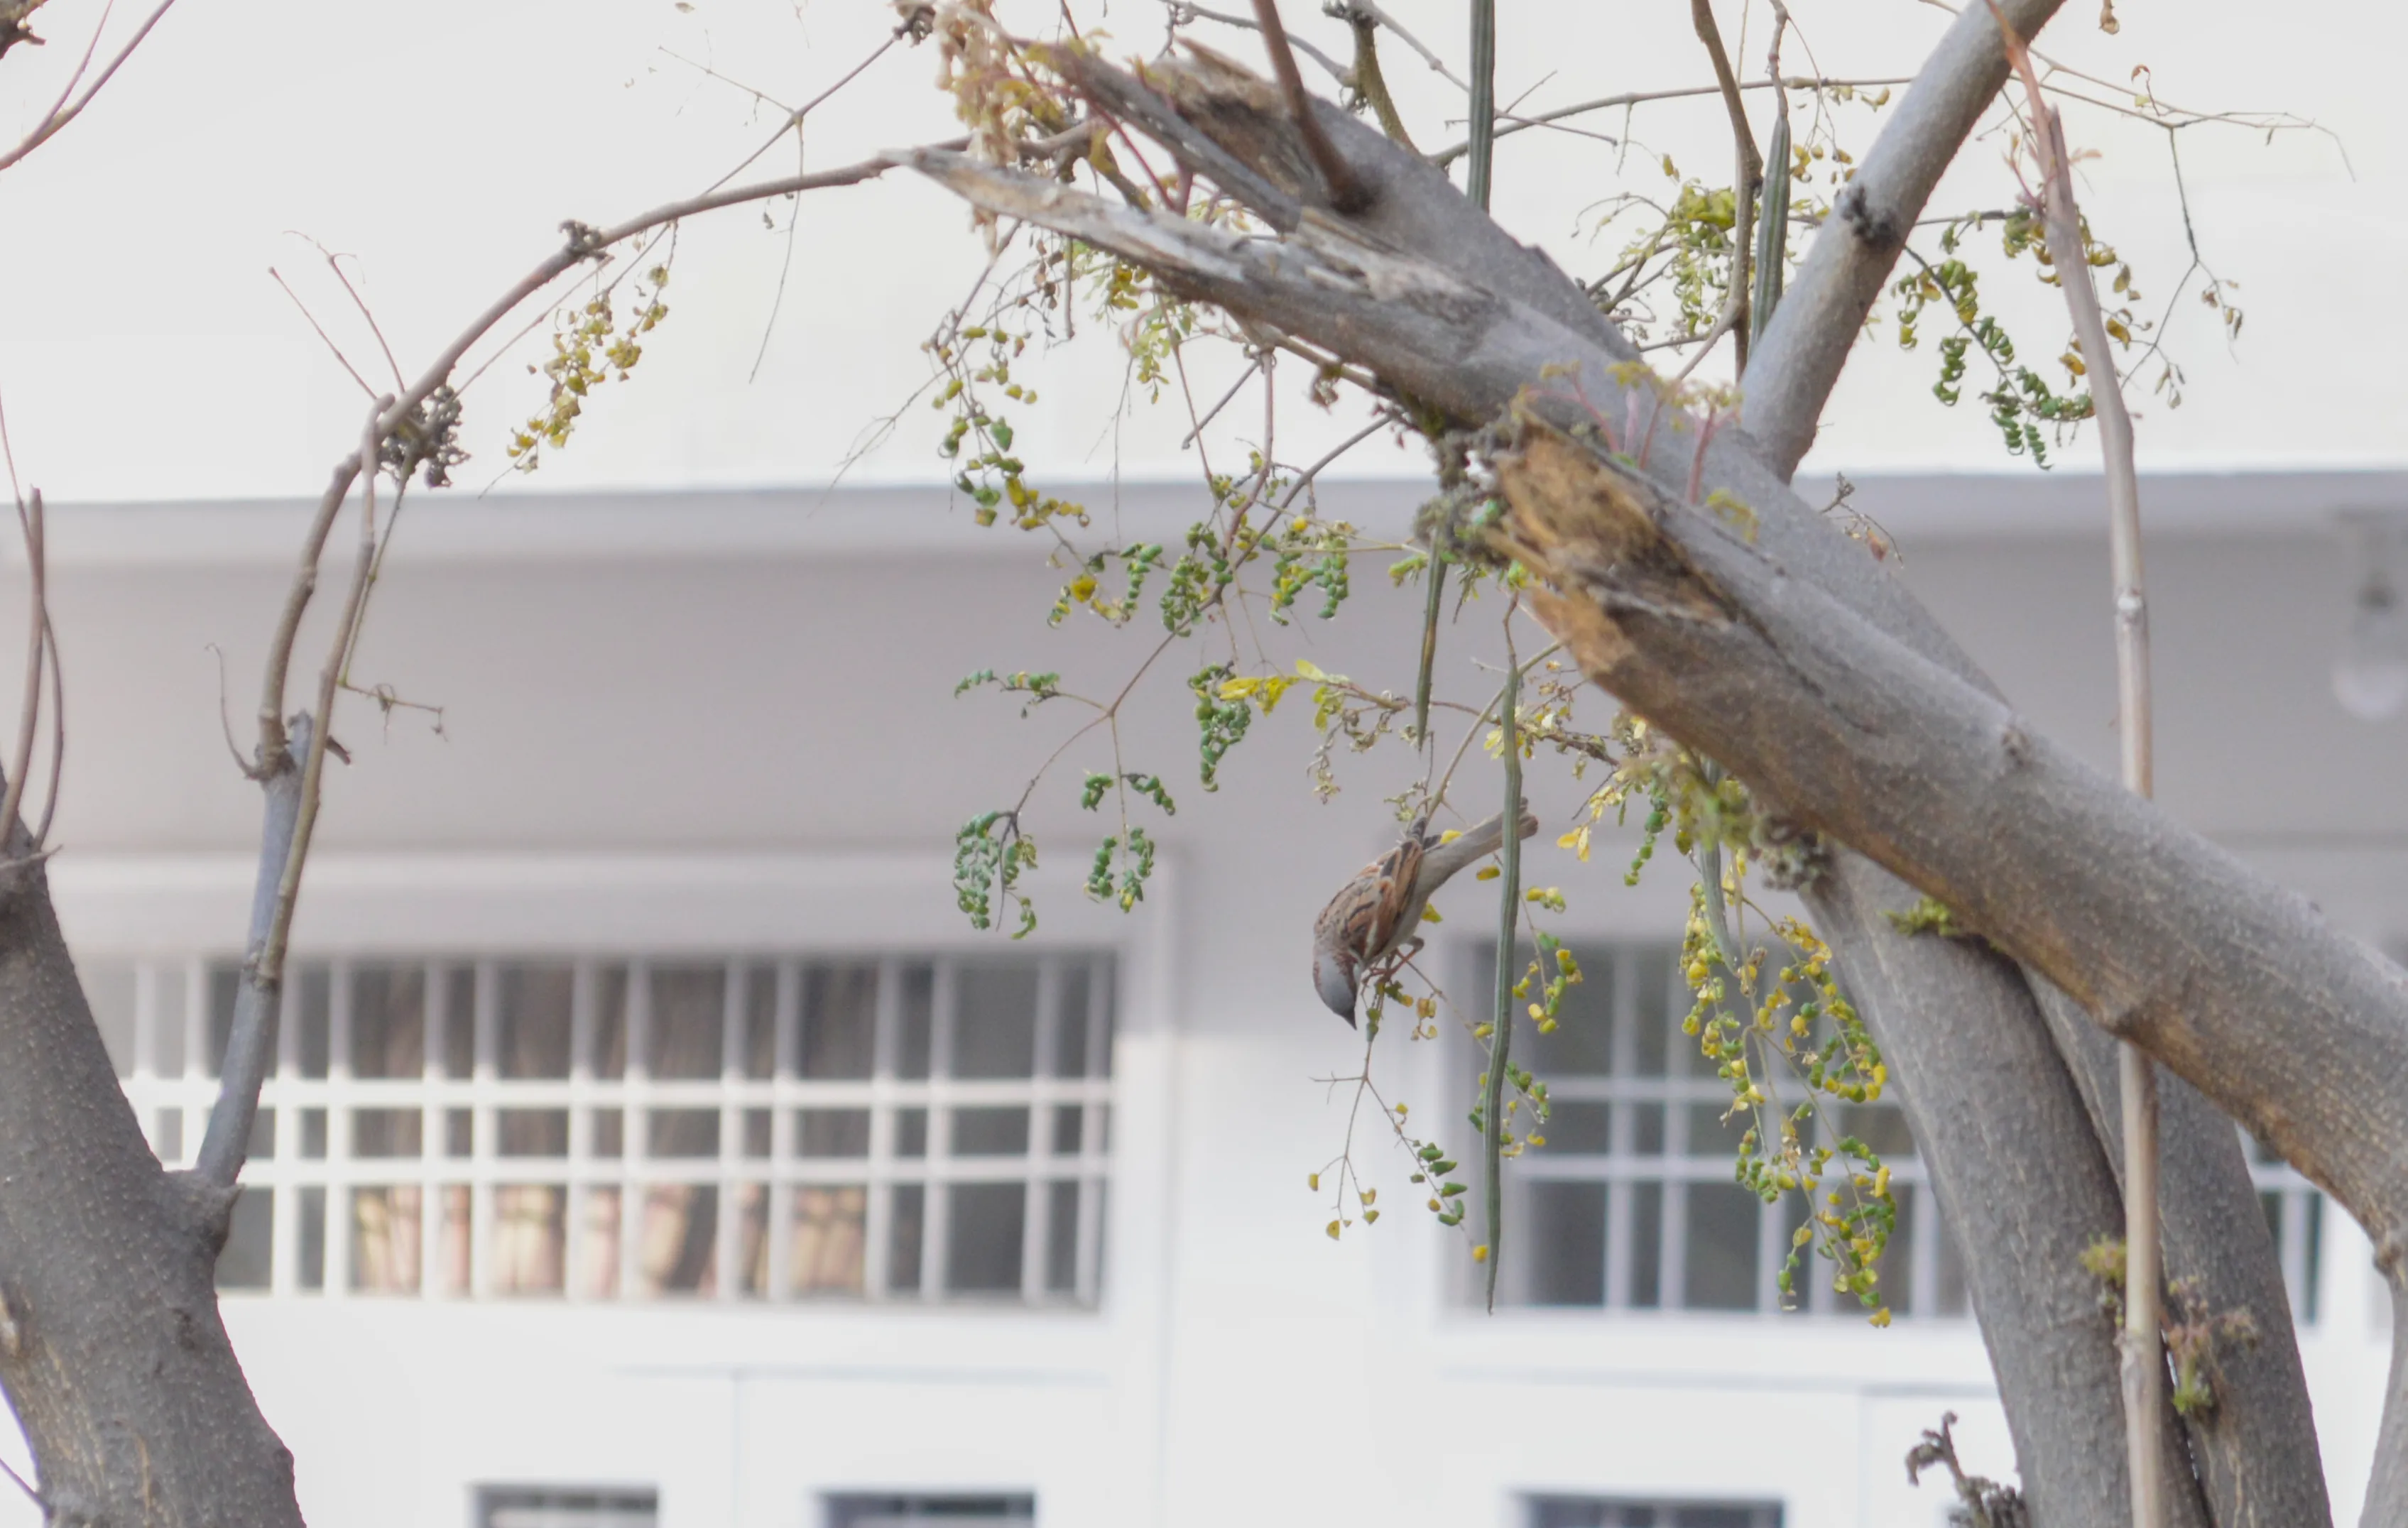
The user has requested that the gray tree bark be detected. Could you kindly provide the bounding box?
[0,857,305,1527]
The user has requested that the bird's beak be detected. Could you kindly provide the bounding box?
[1314,956,1359,1027]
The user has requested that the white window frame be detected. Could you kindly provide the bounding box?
[53,849,1175,1312]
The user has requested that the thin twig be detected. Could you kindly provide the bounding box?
[1429,74,1905,166]
[0,489,43,853]
[1690,0,1760,373]
[268,268,376,400]
[1991,8,2160,1524]
[0,0,179,175]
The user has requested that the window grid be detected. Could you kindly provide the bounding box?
[1482,942,2326,1321]
[111,954,1111,1306]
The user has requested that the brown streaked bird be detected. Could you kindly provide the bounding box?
[1310,806,1541,1025]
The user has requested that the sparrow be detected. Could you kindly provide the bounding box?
[1310,805,1541,1025]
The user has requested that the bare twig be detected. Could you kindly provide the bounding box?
[1991,7,2160,1524]
[268,268,377,400]
[1251,0,1371,212]
[0,0,179,175]
[0,488,43,853]
[1428,75,1906,166]
[1690,0,1760,373]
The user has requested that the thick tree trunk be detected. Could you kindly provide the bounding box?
[1811,858,2206,1528]
[2030,979,2335,1526]
[0,862,304,1527]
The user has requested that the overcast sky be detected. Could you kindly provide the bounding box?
[0,0,2392,503]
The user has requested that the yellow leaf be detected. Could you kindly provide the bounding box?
[1420,905,1443,924]
[1476,865,1500,880]
[1472,1244,1490,1262]
[1326,1220,1344,1240]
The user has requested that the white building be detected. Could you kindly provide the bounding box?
[0,469,2398,1528]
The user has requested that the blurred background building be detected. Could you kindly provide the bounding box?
[0,467,2398,1528]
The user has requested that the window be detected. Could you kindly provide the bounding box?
[476,1486,657,1528]
[824,1495,1035,1528]
[1473,942,1967,1317]
[1476,941,2331,1322]
[1528,1500,1779,1528]
[89,954,1112,1304]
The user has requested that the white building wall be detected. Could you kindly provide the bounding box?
[0,478,2395,1527]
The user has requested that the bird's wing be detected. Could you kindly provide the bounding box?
[1352,822,1430,965]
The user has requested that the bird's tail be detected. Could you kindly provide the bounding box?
[1419,804,1541,886]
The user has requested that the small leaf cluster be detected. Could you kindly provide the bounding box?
[954,668,1063,716]
[1085,825,1156,911]
[953,811,1037,939]
[508,264,671,473]
[1187,662,1253,790]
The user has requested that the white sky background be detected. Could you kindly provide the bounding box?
[0,0,2392,505]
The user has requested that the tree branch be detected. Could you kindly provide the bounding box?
[1741,0,2066,478]
[0,0,181,175]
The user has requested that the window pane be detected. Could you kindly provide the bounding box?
[896,966,935,1080]
[893,1108,928,1159]
[791,1186,867,1295]
[951,1108,1029,1157]
[634,1186,716,1294]
[593,968,628,1080]
[946,1184,1025,1294]
[500,965,574,1079]
[1683,1184,1760,1311]
[743,964,779,1080]
[1523,1181,1606,1306]
[1045,1181,1080,1294]
[296,965,332,1079]
[352,966,425,1079]
[298,1186,326,1291]
[954,965,1037,1079]
[648,966,724,1078]
[799,1109,871,1158]
[217,1188,272,1290]
[499,1110,569,1157]
[802,966,878,1079]
[442,968,476,1076]
[887,1185,925,1294]
[646,1110,719,1159]
[352,1186,422,1293]
[1052,1106,1084,1155]
[492,1186,565,1294]
[1545,1102,1610,1154]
